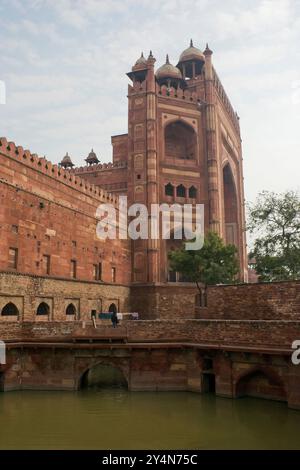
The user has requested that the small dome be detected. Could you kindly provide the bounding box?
[179,39,205,63]
[135,52,147,66]
[156,55,182,80]
[60,152,74,168]
[85,149,99,165]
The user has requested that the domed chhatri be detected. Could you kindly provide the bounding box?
[59,152,74,169]
[134,52,147,67]
[179,39,205,63]
[156,55,182,80]
[85,149,99,165]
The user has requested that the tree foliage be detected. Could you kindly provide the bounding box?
[168,231,239,290]
[248,190,300,281]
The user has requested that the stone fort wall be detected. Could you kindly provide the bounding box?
[0,138,131,285]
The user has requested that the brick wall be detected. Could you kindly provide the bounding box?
[205,281,300,320]
[130,284,198,319]
[1,318,299,350]
[131,281,300,321]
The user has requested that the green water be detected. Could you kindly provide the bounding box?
[0,390,300,449]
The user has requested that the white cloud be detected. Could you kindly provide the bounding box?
[0,0,300,203]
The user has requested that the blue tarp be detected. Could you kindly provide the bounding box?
[98,313,113,319]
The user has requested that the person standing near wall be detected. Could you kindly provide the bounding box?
[111,311,118,328]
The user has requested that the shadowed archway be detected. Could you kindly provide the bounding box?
[79,363,128,390]
[66,303,76,316]
[235,368,287,402]
[1,302,19,316]
[165,120,196,160]
[36,302,50,316]
[223,163,238,246]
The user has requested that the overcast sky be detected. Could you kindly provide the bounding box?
[0,0,300,202]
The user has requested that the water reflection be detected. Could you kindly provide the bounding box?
[0,390,299,449]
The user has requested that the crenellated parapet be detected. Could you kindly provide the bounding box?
[0,137,119,207]
[158,84,199,102]
[212,67,240,134]
[73,160,127,173]
[128,82,201,103]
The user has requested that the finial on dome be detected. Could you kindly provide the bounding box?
[204,43,213,55]
[190,39,193,47]
[166,54,170,64]
[147,50,156,62]
[60,151,74,169]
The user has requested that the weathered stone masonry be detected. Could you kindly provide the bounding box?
[1,320,300,409]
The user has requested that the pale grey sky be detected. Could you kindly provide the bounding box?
[0,0,300,202]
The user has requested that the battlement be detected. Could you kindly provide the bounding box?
[128,81,200,103]
[212,68,240,134]
[73,160,127,174]
[0,137,120,207]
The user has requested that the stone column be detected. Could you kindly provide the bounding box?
[204,46,221,235]
[146,54,159,283]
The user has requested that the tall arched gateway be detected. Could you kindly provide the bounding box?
[223,163,238,246]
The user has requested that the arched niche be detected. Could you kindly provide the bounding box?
[164,120,197,161]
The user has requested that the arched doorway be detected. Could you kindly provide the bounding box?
[79,363,127,389]
[164,121,196,160]
[235,369,287,402]
[223,164,238,246]
[108,303,117,314]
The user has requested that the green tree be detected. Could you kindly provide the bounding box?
[248,190,300,281]
[168,231,239,293]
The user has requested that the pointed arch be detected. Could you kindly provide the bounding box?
[1,302,19,316]
[66,303,76,316]
[36,302,50,316]
[188,185,197,198]
[176,184,186,198]
[165,183,174,196]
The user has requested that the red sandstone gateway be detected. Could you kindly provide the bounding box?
[2,44,299,409]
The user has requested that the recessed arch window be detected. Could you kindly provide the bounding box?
[165,183,174,196]
[36,302,50,316]
[164,120,196,160]
[189,186,197,198]
[66,303,76,316]
[108,303,117,314]
[176,184,186,198]
[1,302,19,316]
